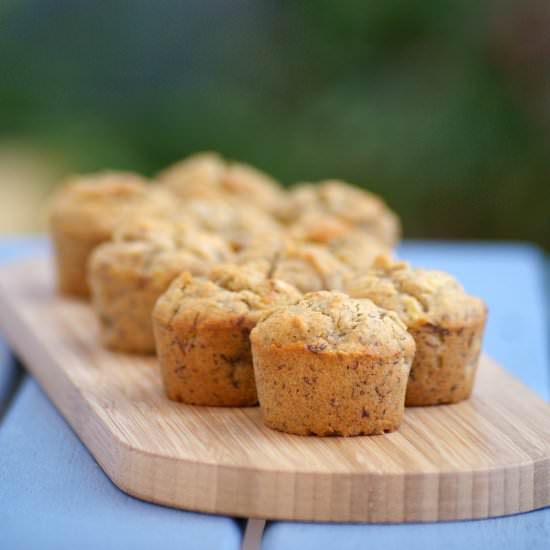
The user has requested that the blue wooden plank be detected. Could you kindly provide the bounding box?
[0,235,49,262]
[264,242,550,550]
[262,513,550,550]
[0,338,19,416]
[0,237,47,418]
[0,377,243,550]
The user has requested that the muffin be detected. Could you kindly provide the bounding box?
[287,211,355,243]
[288,215,392,274]
[250,291,415,436]
[236,237,351,293]
[152,263,302,406]
[179,197,284,251]
[48,172,171,297]
[233,232,291,265]
[345,256,487,406]
[271,243,351,293]
[157,152,224,200]
[88,218,233,354]
[281,180,400,247]
[157,151,286,214]
[325,231,392,273]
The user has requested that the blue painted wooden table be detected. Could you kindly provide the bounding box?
[0,238,49,417]
[0,238,548,549]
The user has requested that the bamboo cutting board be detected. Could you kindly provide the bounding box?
[1,256,550,523]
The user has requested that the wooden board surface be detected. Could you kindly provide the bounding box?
[1,256,550,523]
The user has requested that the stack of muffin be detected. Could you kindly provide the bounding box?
[48,152,487,437]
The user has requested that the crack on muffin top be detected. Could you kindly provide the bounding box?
[156,152,286,213]
[48,173,174,236]
[345,255,487,327]
[113,217,232,261]
[251,291,415,357]
[280,180,400,246]
[236,238,351,293]
[286,211,353,243]
[90,219,234,284]
[176,198,284,251]
[153,263,302,326]
[286,181,386,220]
[325,231,392,272]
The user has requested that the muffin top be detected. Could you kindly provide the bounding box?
[89,241,210,288]
[48,172,171,237]
[345,255,487,328]
[236,238,351,293]
[90,220,234,286]
[281,180,400,246]
[112,216,232,260]
[325,231,392,273]
[153,262,302,327]
[111,216,189,246]
[157,151,286,213]
[271,243,351,293]
[177,197,284,251]
[251,290,415,358]
[234,233,291,265]
[286,211,354,243]
[157,152,224,196]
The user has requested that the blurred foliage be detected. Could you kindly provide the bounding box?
[0,0,549,246]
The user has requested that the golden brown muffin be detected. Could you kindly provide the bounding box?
[178,197,284,251]
[157,151,286,214]
[236,237,352,293]
[250,291,415,436]
[89,219,233,354]
[48,172,172,297]
[287,214,392,274]
[281,180,401,247]
[233,232,291,265]
[286,211,354,243]
[324,231,392,273]
[157,152,224,199]
[152,263,302,406]
[345,256,487,406]
[271,243,351,293]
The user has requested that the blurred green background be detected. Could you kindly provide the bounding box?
[0,0,549,247]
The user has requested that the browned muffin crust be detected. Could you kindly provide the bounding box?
[286,211,353,243]
[271,243,351,293]
[177,197,284,251]
[325,232,392,273]
[250,291,415,436]
[152,263,302,406]
[280,180,401,246]
[236,237,351,293]
[345,255,487,405]
[287,220,392,274]
[157,151,286,214]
